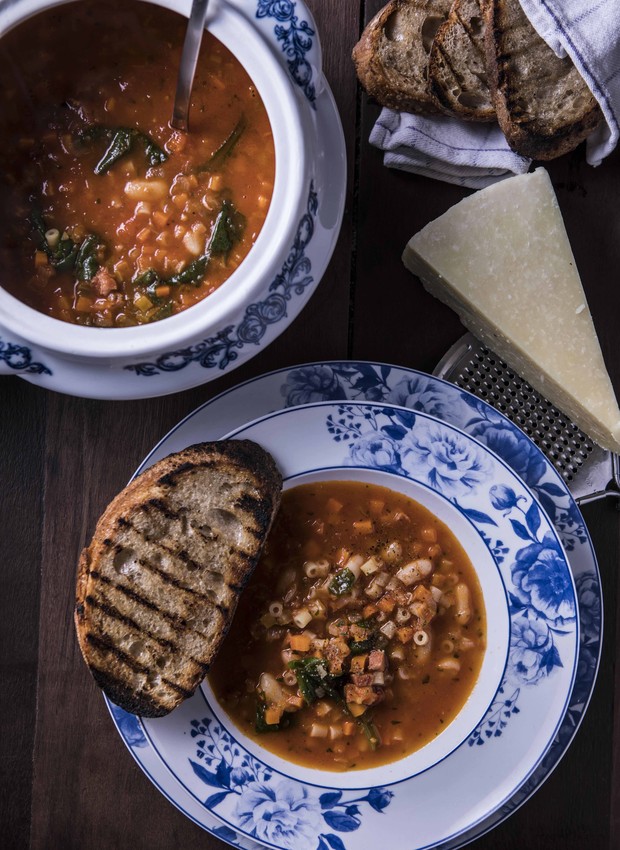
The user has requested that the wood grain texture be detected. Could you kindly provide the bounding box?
[0,380,46,849]
[1,0,620,848]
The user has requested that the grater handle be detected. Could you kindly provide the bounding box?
[576,453,620,506]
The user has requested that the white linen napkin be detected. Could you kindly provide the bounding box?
[369,0,620,188]
[369,111,531,189]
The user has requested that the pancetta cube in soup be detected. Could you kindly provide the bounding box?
[0,0,274,327]
[209,480,486,771]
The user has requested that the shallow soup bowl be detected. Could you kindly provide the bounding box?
[203,465,510,789]
[0,0,344,398]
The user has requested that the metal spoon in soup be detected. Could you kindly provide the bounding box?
[171,0,211,131]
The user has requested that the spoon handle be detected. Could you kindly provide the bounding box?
[171,0,210,132]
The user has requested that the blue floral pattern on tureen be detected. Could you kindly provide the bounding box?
[256,1,316,106]
[0,337,51,375]
[126,184,318,376]
[188,716,393,850]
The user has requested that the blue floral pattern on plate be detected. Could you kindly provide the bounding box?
[125,401,576,850]
[108,703,148,748]
[281,364,588,545]
[188,716,393,850]
[106,362,600,850]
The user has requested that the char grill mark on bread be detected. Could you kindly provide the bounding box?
[428,0,495,120]
[484,0,602,159]
[75,440,282,718]
[352,0,453,114]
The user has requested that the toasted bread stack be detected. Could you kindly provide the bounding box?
[75,440,282,717]
[353,0,602,160]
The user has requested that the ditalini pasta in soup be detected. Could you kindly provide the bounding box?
[209,481,486,771]
[0,0,274,326]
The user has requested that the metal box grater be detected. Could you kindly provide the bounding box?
[433,333,620,506]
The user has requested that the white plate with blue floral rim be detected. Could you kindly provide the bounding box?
[105,372,588,850]
[0,0,346,401]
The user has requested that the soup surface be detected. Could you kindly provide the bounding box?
[210,481,486,771]
[0,0,275,326]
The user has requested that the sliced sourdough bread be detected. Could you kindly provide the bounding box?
[484,0,602,159]
[75,440,282,717]
[428,0,495,121]
[352,0,452,114]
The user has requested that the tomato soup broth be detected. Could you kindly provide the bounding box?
[0,0,275,326]
[210,481,486,771]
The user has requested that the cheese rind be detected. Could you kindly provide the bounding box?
[402,168,620,453]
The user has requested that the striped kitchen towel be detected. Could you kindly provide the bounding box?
[369,0,620,188]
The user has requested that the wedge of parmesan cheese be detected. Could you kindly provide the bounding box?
[402,168,620,453]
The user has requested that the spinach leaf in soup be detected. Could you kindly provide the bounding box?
[134,201,246,301]
[74,233,104,281]
[30,210,104,279]
[77,125,168,174]
[167,255,210,288]
[208,201,246,256]
[196,114,247,173]
[349,634,378,655]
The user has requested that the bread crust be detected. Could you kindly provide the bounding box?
[75,440,282,717]
[484,0,602,159]
[353,0,452,114]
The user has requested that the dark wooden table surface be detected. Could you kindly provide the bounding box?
[2,1,620,848]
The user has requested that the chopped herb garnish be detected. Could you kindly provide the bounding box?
[358,713,381,750]
[329,568,355,597]
[288,657,337,705]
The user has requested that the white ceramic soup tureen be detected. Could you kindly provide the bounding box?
[0,0,346,399]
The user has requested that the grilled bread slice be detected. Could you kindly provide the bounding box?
[484,0,602,159]
[352,0,452,114]
[428,0,495,121]
[75,440,282,717]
